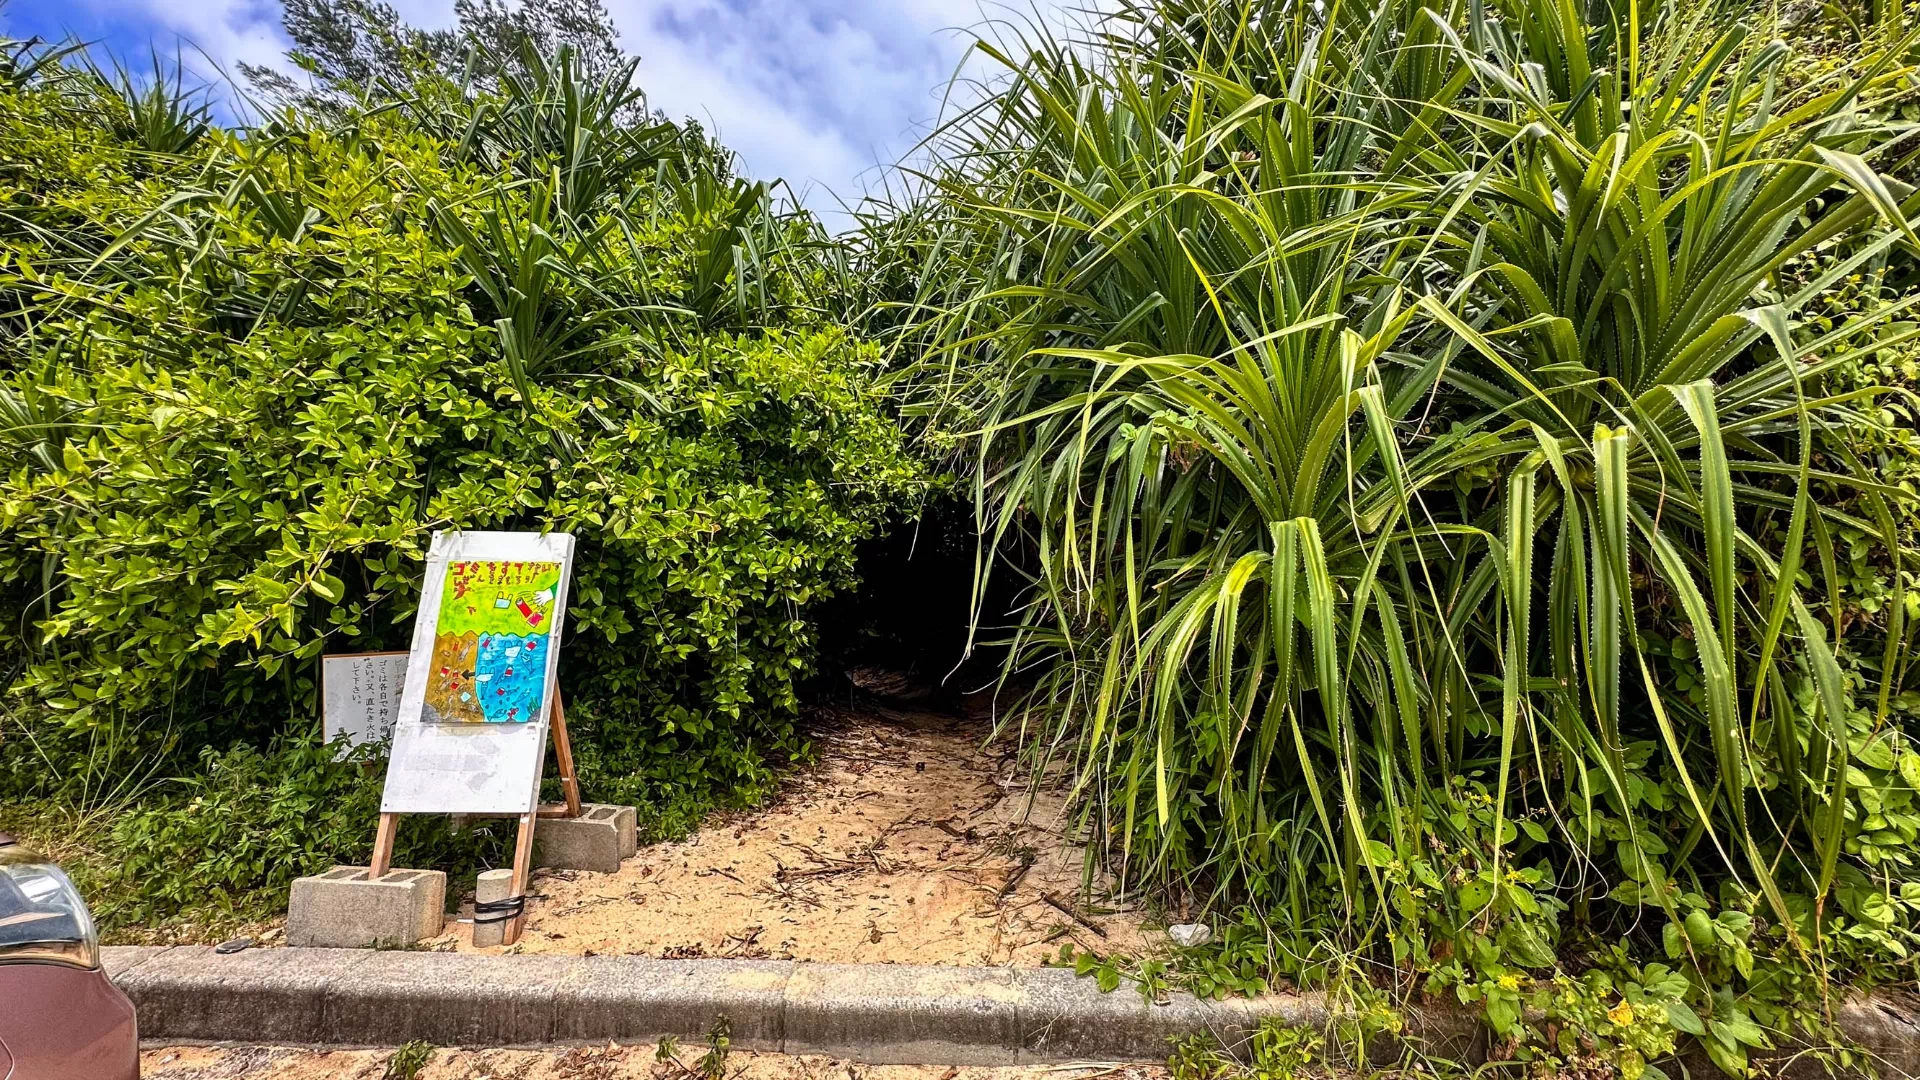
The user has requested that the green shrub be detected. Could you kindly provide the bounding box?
[0,44,921,835]
[82,736,505,935]
[384,1041,436,1080]
[1167,1019,1322,1080]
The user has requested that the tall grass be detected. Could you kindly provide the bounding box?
[894,0,1920,960]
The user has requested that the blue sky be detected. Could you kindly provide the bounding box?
[0,0,1080,221]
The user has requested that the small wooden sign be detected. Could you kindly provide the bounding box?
[321,651,409,753]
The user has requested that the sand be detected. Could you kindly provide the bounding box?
[141,1045,1172,1080]
[425,705,1159,965]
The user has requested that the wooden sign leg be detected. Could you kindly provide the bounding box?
[551,696,582,818]
[369,812,399,878]
[503,809,538,945]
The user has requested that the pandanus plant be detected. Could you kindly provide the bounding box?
[907,0,1472,909]
[422,40,827,426]
[1404,0,1920,929]
[904,0,1920,945]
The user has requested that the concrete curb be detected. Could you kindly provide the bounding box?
[102,946,1472,1064]
[103,947,1920,1074]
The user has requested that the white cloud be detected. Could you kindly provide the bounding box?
[76,0,291,81]
[13,0,1091,223]
[607,1,958,218]
[591,1,1097,221]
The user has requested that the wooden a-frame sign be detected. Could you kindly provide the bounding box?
[367,529,583,945]
[367,700,581,944]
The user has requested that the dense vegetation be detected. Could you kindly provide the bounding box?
[881,0,1920,1072]
[0,34,919,926]
[1,0,1919,1074]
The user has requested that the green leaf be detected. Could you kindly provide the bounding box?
[310,572,346,604]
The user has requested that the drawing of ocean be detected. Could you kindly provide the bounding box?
[470,633,547,723]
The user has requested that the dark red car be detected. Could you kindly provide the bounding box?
[0,834,138,1080]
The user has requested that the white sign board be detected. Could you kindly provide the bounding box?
[380,530,576,815]
[321,651,408,752]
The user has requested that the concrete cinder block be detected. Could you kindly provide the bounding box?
[785,963,1022,1065]
[286,866,445,949]
[533,804,636,873]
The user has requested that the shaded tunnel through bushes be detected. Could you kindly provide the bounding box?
[809,493,1028,708]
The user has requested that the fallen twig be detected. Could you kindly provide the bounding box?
[996,861,1032,901]
[723,925,764,957]
[1042,891,1108,938]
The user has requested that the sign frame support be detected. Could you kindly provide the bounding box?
[367,696,582,945]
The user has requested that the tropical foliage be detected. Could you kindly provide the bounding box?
[886,0,1920,1069]
[3,0,1920,1070]
[0,36,920,864]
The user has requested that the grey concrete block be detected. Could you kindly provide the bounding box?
[552,957,790,1050]
[113,945,360,1044]
[534,804,635,873]
[785,963,1021,1065]
[1670,994,1920,1080]
[1830,995,1920,1079]
[1391,996,1487,1066]
[609,804,638,860]
[287,866,445,949]
[321,952,573,1046]
[1013,970,1470,1066]
[96,947,1920,1075]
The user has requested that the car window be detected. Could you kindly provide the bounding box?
[0,863,87,946]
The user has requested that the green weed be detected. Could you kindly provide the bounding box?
[1168,1020,1323,1080]
[384,1040,435,1080]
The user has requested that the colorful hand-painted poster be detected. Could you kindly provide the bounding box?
[421,560,561,724]
[382,531,573,815]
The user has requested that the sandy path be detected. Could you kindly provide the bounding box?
[430,706,1158,965]
[141,1045,1172,1080]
